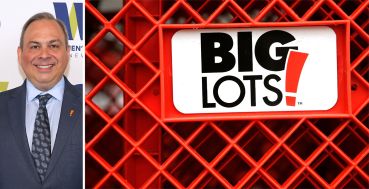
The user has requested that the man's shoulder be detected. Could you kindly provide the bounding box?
[63,77,82,98]
[63,80,83,108]
[0,85,23,100]
[73,84,83,93]
[67,83,82,97]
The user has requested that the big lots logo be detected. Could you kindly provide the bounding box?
[171,27,338,113]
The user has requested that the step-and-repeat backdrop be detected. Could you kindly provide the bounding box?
[0,0,84,92]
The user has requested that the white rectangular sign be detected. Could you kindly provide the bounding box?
[171,27,337,113]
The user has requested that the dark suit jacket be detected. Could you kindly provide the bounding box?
[0,78,82,189]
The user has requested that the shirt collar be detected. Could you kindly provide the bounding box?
[26,77,65,103]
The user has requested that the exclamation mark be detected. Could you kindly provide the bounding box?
[285,51,309,106]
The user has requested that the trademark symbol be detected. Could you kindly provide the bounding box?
[298,102,303,105]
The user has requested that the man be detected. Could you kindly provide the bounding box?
[0,12,82,188]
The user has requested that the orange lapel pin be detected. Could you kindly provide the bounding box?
[69,109,75,117]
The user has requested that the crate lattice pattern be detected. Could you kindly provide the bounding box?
[85,0,369,188]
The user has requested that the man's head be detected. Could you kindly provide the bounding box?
[18,12,70,91]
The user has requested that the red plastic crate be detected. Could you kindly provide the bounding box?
[85,0,369,188]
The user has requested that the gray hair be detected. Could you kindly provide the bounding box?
[19,12,69,49]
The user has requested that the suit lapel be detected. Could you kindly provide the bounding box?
[44,78,81,179]
[8,81,41,183]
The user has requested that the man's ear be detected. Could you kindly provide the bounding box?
[17,47,22,65]
[66,46,71,62]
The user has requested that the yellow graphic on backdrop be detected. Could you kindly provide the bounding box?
[69,3,78,40]
[0,82,9,92]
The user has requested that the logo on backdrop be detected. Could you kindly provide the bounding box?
[53,2,84,59]
[53,2,83,40]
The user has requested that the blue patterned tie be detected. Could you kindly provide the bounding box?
[31,94,52,182]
